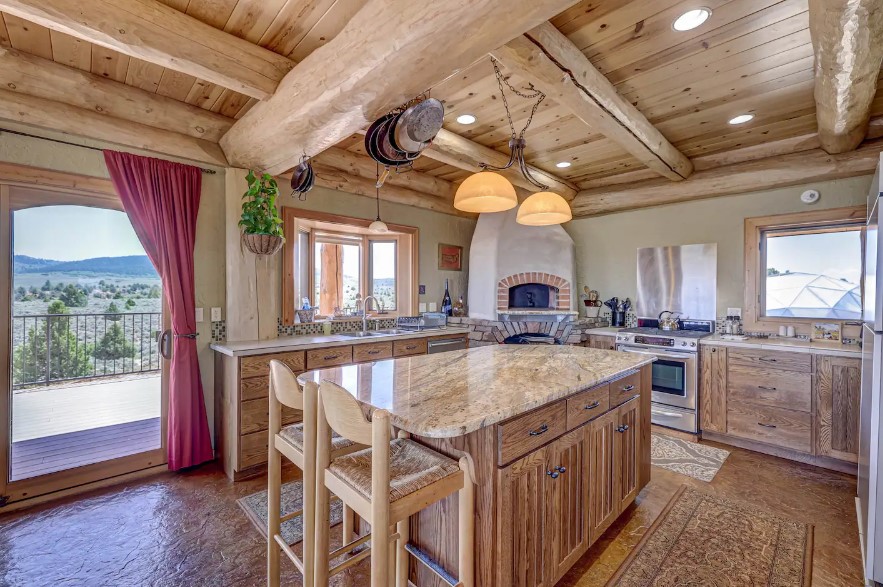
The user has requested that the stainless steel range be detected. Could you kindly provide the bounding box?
[615,320,714,433]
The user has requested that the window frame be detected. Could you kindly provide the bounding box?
[743,205,866,334]
[281,207,418,325]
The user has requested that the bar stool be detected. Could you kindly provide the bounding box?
[267,361,365,587]
[314,380,475,587]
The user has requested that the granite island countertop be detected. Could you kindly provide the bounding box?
[297,344,654,438]
[211,326,472,357]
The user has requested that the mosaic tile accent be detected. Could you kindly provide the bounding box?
[211,320,226,343]
[274,317,398,337]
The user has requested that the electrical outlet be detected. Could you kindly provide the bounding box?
[195,308,204,323]
[418,303,427,313]
[211,307,222,322]
[428,302,437,312]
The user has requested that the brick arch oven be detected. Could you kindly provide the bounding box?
[497,272,571,313]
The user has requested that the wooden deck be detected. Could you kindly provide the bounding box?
[10,417,161,481]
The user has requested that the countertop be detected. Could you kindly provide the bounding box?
[211,327,472,357]
[586,326,621,337]
[701,333,861,357]
[296,345,654,438]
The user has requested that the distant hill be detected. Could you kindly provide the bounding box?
[13,255,158,277]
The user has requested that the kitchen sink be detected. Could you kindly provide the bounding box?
[339,331,384,338]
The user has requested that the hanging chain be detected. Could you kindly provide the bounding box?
[491,57,545,140]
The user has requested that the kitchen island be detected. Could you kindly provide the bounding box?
[298,344,654,587]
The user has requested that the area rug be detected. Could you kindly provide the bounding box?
[651,433,729,482]
[607,485,814,587]
[238,480,343,545]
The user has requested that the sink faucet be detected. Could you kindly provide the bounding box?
[362,295,380,333]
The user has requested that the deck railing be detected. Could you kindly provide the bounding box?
[11,312,162,389]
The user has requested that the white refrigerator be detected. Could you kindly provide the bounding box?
[860,152,883,585]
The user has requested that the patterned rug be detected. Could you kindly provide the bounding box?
[238,480,343,545]
[651,433,730,482]
[607,486,814,586]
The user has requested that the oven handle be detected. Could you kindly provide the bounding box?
[618,346,695,361]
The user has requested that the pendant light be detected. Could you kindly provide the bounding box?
[369,163,389,233]
[454,58,572,225]
[516,191,573,226]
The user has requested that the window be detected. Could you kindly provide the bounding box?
[745,206,865,329]
[282,208,417,324]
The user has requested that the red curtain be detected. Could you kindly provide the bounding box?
[103,150,213,471]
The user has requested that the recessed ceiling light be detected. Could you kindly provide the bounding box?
[728,113,754,125]
[672,8,711,31]
[456,114,476,124]
[556,161,572,168]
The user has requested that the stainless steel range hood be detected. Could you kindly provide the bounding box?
[636,243,717,321]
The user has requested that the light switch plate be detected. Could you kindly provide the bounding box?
[211,307,222,321]
[418,303,427,313]
[428,302,437,312]
[195,307,204,323]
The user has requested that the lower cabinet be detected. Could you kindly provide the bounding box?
[815,354,862,463]
[498,397,640,586]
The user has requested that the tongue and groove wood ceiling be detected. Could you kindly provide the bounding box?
[0,0,881,216]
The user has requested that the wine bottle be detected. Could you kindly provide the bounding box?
[442,279,453,316]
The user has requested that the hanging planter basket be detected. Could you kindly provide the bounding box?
[242,232,284,256]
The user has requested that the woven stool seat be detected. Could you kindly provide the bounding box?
[279,422,356,453]
[328,438,461,503]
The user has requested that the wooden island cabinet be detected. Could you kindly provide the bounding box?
[698,342,861,473]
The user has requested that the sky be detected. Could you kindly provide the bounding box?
[13,206,145,261]
[766,229,862,285]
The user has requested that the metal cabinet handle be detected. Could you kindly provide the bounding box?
[584,401,600,411]
[323,354,339,360]
[711,348,717,353]
[405,345,417,350]
[529,424,549,436]
[367,350,381,355]
[758,385,777,391]
[760,357,777,363]
[757,422,777,428]
[546,465,567,479]
[546,470,559,479]
[554,465,566,474]
[616,424,630,433]
[621,384,635,392]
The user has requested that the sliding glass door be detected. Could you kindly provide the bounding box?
[0,184,168,504]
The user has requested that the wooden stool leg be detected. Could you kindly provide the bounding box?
[458,457,475,587]
[303,387,319,587]
[395,516,409,587]
[343,504,354,546]
[267,438,282,587]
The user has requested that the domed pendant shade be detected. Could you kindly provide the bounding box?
[453,171,518,213]
[516,191,573,226]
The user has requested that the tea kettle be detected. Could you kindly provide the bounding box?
[658,310,681,331]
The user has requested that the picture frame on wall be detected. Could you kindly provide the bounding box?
[438,243,463,271]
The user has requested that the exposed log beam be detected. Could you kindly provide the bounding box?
[571,140,883,217]
[0,89,228,166]
[313,147,455,201]
[0,46,233,141]
[423,129,579,199]
[491,22,693,181]
[309,164,472,218]
[809,0,883,153]
[220,0,582,175]
[0,0,293,99]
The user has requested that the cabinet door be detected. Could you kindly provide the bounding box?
[616,397,640,512]
[699,345,727,432]
[588,335,616,350]
[545,428,590,584]
[497,447,551,587]
[816,354,862,463]
[588,409,618,543]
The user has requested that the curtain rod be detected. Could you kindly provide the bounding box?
[0,127,218,175]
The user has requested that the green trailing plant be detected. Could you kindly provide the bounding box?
[239,170,284,238]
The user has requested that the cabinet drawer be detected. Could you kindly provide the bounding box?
[726,401,812,453]
[353,341,393,362]
[240,397,301,435]
[241,351,306,379]
[497,400,567,465]
[728,365,811,412]
[239,430,266,470]
[306,346,353,369]
[609,371,641,408]
[393,338,428,357]
[241,376,269,402]
[566,384,610,430]
[728,348,811,373]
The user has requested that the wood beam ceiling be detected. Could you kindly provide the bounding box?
[809,0,883,153]
[491,22,693,182]
[0,0,294,99]
[571,140,883,217]
[219,0,583,175]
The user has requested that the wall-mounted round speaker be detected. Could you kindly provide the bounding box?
[800,189,820,204]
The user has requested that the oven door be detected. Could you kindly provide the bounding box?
[617,345,697,410]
